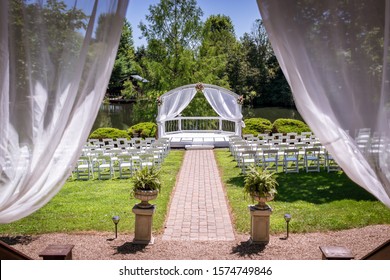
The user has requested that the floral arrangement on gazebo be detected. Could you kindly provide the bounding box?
[237,95,244,105]
[156,96,162,106]
[195,82,204,92]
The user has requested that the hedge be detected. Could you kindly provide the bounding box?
[128,122,157,138]
[272,118,311,134]
[242,118,273,136]
[89,127,129,140]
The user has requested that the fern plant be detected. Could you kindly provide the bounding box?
[243,165,278,199]
[131,166,161,194]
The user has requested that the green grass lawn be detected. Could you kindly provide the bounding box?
[0,150,184,235]
[214,148,390,234]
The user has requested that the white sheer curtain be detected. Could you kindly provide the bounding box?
[203,88,243,135]
[157,88,197,136]
[257,0,390,207]
[0,0,129,223]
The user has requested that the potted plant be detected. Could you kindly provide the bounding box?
[131,166,161,209]
[244,165,278,210]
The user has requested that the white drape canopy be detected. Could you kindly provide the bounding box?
[156,87,197,123]
[257,0,390,207]
[0,0,128,223]
[156,84,243,136]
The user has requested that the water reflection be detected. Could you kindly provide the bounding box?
[91,102,303,132]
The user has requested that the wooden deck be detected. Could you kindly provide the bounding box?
[162,132,235,148]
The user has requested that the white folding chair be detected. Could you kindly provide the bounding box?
[118,154,133,179]
[75,156,93,180]
[239,149,257,174]
[304,147,321,172]
[283,148,299,173]
[97,155,114,179]
[324,150,341,172]
[262,149,279,171]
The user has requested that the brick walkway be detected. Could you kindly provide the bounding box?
[162,149,235,241]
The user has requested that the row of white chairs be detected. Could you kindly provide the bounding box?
[87,137,158,151]
[73,138,171,180]
[229,135,340,174]
[243,131,319,146]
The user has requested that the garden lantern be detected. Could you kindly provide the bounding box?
[284,214,291,239]
[112,216,120,239]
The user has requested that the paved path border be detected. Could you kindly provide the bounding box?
[162,149,235,241]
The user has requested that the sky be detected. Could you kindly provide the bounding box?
[126,0,262,47]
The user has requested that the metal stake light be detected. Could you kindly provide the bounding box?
[284,214,291,239]
[112,216,120,239]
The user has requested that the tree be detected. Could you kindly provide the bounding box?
[10,0,87,89]
[106,18,140,97]
[227,19,292,107]
[139,0,203,90]
[195,14,238,87]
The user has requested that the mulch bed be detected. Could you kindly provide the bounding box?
[2,224,389,260]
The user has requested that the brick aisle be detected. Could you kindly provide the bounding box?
[162,149,235,241]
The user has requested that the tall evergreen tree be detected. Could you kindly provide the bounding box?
[227,19,292,107]
[106,19,140,97]
[195,14,238,87]
[139,0,203,90]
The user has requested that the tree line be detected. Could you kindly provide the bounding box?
[108,0,293,108]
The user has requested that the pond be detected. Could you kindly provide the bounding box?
[91,102,303,133]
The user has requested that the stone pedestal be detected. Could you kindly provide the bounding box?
[132,205,156,245]
[248,205,272,245]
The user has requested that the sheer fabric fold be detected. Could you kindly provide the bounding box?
[0,0,129,223]
[157,88,197,122]
[257,0,390,207]
[203,88,243,135]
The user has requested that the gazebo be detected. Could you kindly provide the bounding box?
[156,83,244,148]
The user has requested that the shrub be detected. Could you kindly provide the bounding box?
[272,118,311,134]
[128,122,157,138]
[243,118,273,135]
[89,127,129,140]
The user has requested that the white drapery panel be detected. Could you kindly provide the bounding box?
[157,88,197,123]
[257,0,390,207]
[0,0,129,223]
[203,88,243,135]
[156,87,197,136]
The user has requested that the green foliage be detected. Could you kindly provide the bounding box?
[195,15,238,86]
[128,122,157,138]
[89,127,129,140]
[105,4,293,108]
[132,166,161,193]
[107,19,140,96]
[272,118,311,134]
[243,118,273,135]
[244,166,278,198]
[227,19,292,107]
[121,79,138,100]
[10,0,87,95]
[181,91,218,117]
[139,0,203,91]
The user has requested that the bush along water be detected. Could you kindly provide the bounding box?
[243,118,273,135]
[89,127,129,140]
[128,122,157,138]
[272,118,310,134]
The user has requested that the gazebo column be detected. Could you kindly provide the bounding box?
[157,122,164,138]
[178,118,182,132]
